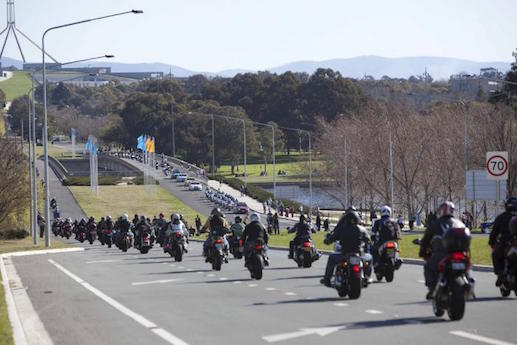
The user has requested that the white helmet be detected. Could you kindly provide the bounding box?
[380,205,391,217]
[172,213,180,221]
[123,214,129,221]
[249,212,260,223]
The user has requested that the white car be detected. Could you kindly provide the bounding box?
[189,182,203,191]
[176,173,188,182]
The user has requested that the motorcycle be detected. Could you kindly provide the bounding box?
[375,241,402,282]
[332,254,364,299]
[293,237,320,268]
[140,232,151,254]
[103,228,113,248]
[119,232,132,252]
[229,236,244,259]
[432,251,471,320]
[62,223,72,239]
[52,221,60,236]
[207,236,226,271]
[77,230,87,243]
[499,238,517,297]
[246,242,266,280]
[164,232,187,262]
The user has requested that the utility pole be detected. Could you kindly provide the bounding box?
[211,114,215,175]
[344,137,348,207]
[389,126,394,212]
[308,132,312,212]
[242,119,247,187]
[31,82,37,245]
[170,101,175,157]
[272,126,276,201]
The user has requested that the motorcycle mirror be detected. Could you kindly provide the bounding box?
[412,238,421,245]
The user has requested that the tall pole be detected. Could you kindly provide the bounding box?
[211,114,215,175]
[171,102,175,157]
[272,126,276,201]
[344,137,348,207]
[242,119,247,187]
[308,132,312,212]
[389,126,394,212]
[31,83,37,245]
[463,104,468,211]
[27,91,33,239]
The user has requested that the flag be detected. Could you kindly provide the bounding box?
[71,128,76,138]
[137,135,145,151]
[149,137,155,153]
[85,136,91,151]
[92,137,98,156]
[145,136,152,152]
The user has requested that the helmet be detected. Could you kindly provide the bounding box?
[438,201,455,218]
[89,216,94,222]
[106,216,112,221]
[344,211,360,225]
[159,213,164,218]
[235,216,242,223]
[249,212,260,223]
[509,216,517,236]
[140,215,146,221]
[67,218,72,222]
[505,197,517,213]
[211,207,222,217]
[172,213,180,221]
[380,205,392,217]
[345,205,357,213]
[123,214,128,221]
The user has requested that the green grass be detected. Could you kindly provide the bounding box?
[0,236,70,255]
[69,185,206,228]
[0,273,13,345]
[267,231,492,266]
[0,115,5,137]
[0,71,31,101]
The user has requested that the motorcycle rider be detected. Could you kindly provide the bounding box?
[320,209,371,287]
[166,213,189,252]
[201,208,231,261]
[288,214,314,259]
[419,201,463,299]
[371,205,402,269]
[76,218,87,239]
[241,212,269,266]
[228,216,245,249]
[135,215,151,249]
[86,216,96,241]
[489,196,517,286]
[156,213,168,245]
[97,216,106,244]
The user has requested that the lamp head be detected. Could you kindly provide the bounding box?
[131,9,144,14]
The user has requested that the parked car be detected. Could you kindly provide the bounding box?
[171,169,181,179]
[236,202,249,214]
[176,173,188,182]
[189,182,203,191]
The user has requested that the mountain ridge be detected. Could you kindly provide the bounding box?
[1,55,511,80]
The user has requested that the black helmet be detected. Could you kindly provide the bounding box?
[211,207,222,216]
[235,216,242,223]
[505,197,517,213]
[140,215,146,221]
[344,211,360,225]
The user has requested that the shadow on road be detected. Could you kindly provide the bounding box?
[468,296,517,303]
[322,316,446,331]
[274,275,322,280]
[251,296,345,306]
[265,266,300,271]
[146,269,213,275]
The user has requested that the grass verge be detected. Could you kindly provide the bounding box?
[0,237,70,255]
[69,185,206,228]
[0,273,13,345]
[0,71,31,101]
[0,115,5,137]
[267,231,491,266]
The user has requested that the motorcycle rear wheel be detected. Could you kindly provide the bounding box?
[302,252,312,268]
[500,286,511,297]
[447,284,466,321]
[385,269,394,283]
[348,276,362,299]
[212,255,222,271]
[175,247,183,262]
[253,255,263,280]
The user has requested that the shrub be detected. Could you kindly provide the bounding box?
[0,228,28,239]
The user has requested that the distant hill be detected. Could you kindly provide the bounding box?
[2,55,512,80]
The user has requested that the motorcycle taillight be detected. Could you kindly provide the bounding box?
[451,252,466,262]
[176,232,181,238]
[238,239,242,246]
[352,265,360,273]
[303,242,311,247]
[255,245,263,250]
[215,238,222,244]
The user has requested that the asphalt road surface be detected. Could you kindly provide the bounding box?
[10,238,517,345]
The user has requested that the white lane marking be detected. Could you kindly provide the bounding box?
[196,271,204,274]
[417,279,425,284]
[86,259,121,264]
[131,279,183,286]
[333,302,349,307]
[284,292,296,296]
[186,268,194,272]
[206,273,216,277]
[219,277,228,281]
[263,326,346,343]
[248,283,258,287]
[170,264,176,267]
[48,259,190,345]
[265,287,276,291]
[162,263,168,265]
[365,309,384,314]
[233,281,242,284]
[450,331,516,345]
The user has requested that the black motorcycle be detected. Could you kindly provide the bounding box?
[246,242,266,280]
[332,253,363,299]
[119,232,132,252]
[499,238,517,297]
[207,236,227,271]
[375,240,402,282]
[229,236,244,259]
[164,232,187,262]
[292,237,320,268]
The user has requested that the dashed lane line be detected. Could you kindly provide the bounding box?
[450,331,516,345]
[333,302,349,307]
[131,279,183,286]
[48,259,190,345]
[365,310,384,315]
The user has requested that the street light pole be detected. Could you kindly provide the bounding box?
[308,132,312,212]
[26,89,33,239]
[171,102,175,157]
[41,9,142,247]
[211,114,215,175]
[30,81,38,244]
[389,126,394,212]
[272,125,276,201]
[242,119,247,187]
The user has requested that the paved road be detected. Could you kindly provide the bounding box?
[11,240,517,345]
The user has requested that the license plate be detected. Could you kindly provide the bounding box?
[215,244,223,250]
[349,256,361,265]
[303,247,311,252]
[386,248,395,254]
[452,262,466,270]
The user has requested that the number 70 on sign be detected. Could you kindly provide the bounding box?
[486,151,509,180]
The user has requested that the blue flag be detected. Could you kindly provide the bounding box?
[85,136,91,151]
[92,138,97,156]
[71,128,76,138]
[137,135,145,151]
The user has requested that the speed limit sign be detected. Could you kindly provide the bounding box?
[486,151,509,180]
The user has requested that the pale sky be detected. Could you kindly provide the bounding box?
[2,0,516,72]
